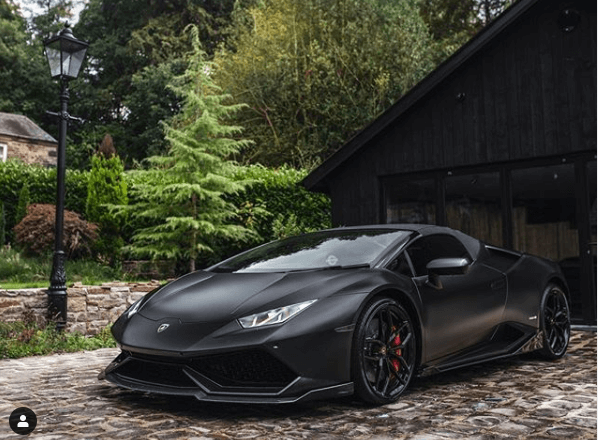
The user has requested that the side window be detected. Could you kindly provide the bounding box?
[0,144,6,162]
[406,235,470,277]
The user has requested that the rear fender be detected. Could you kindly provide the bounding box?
[503,255,568,328]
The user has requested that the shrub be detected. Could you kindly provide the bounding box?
[233,164,331,241]
[13,204,98,258]
[86,152,128,262]
[0,160,88,243]
[272,212,318,239]
[14,182,30,227]
[0,202,5,246]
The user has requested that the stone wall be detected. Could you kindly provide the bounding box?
[0,281,162,335]
[0,134,57,167]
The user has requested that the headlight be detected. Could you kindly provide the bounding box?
[238,300,317,329]
[125,285,163,319]
[126,299,142,318]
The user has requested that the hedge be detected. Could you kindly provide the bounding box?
[232,164,331,241]
[0,160,331,265]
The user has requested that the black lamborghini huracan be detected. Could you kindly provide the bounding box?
[100,225,571,405]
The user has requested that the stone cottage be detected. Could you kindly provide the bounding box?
[0,112,57,167]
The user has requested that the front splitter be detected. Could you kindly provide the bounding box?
[101,369,354,404]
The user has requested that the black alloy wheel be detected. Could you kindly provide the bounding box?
[538,284,570,360]
[352,297,417,405]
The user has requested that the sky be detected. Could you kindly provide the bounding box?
[14,0,87,26]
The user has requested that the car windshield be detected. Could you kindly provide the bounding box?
[211,229,411,273]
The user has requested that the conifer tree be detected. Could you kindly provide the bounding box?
[0,201,5,246]
[14,182,30,227]
[86,135,128,264]
[119,26,253,273]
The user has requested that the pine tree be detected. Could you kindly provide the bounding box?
[119,26,253,272]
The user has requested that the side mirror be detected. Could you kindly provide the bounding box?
[426,258,470,289]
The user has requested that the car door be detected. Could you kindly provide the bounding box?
[393,234,507,363]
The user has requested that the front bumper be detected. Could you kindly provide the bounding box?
[100,346,354,404]
[101,294,366,403]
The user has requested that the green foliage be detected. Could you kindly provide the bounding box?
[272,213,316,240]
[233,164,331,242]
[70,0,237,165]
[123,60,186,159]
[0,202,5,246]
[0,160,330,268]
[0,160,88,243]
[116,27,254,272]
[14,182,30,227]
[66,131,96,170]
[0,246,33,280]
[215,0,436,167]
[0,0,57,122]
[418,0,515,64]
[86,154,128,262]
[124,163,331,268]
[0,321,117,359]
[3,0,516,171]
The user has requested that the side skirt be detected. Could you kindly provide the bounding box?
[418,323,542,377]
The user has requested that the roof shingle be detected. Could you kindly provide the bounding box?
[0,112,57,144]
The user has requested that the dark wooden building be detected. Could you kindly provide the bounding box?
[304,0,596,324]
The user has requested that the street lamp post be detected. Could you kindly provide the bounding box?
[44,24,88,331]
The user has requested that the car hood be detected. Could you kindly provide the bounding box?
[137,269,373,323]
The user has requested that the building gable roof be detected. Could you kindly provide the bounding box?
[0,112,57,144]
[303,0,541,192]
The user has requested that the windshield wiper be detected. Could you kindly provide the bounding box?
[285,263,371,272]
[209,266,234,273]
[327,263,370,270]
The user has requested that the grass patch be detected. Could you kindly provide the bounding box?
[0,281,49,289]
[0,320,117,359]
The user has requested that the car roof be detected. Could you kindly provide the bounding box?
[327,224,446,233]
[327,224,482,258]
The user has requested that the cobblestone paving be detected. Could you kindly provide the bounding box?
[1,331,595,439]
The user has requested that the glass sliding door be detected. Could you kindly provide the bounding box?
[445,172,503,246]
[384,178,436,224]
[511,164,581,319]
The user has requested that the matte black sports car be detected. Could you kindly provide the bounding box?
[100,225,571,405]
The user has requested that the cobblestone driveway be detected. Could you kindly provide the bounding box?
[1,331,595,439]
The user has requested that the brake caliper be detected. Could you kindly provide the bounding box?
[391,331,402,372]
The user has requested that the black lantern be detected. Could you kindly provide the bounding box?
[43,24,88,331]
[44,26,88,80]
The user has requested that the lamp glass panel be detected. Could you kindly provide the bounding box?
[45,35,87,79]
[66,48,87,78]
[45,45,63,78]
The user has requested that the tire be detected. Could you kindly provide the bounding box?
[352,297,417,405]
[538,284,570,360]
